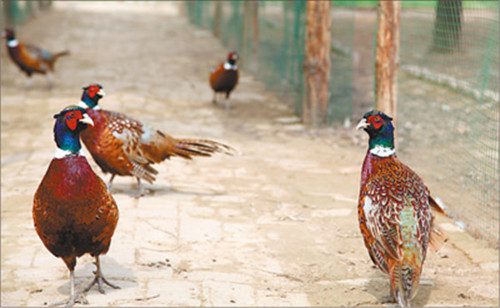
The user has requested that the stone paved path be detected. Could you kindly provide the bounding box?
[1,2,498,307]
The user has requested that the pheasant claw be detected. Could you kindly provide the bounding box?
[49,293,88,308]
[83,256,120,294]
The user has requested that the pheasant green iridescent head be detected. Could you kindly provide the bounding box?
[80,84,105,108]
[3,28,16,41]
[356,110,395,157]
[227,51,238,66]
[53,106,94,156]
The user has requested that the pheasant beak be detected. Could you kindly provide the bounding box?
[80,113,94,127]
[356,118,369,130]
[97,89,106,97]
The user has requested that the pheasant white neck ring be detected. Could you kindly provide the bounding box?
[7,39,19,47]
[370,145,395,157]
[223,62,237,71]
[78,101,101,110]
[54,147,82,159]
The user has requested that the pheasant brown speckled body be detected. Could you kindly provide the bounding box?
[78,84,234,195]
[33,106,119,307]
[210,51,239,110]
[357,111,432,307]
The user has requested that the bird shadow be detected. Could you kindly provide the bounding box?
[110,182,225,198]
[56,256,137,296]
[360,269,433,307]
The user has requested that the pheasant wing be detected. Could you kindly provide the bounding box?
[17,43,47,71]
[24,43,44,59]
[105,111,160,182]
[363,178,404,263]
[106,111,148,164]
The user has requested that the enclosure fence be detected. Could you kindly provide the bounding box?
[187,1,355,125]
[396,0,498,246]
[1,0,53,29]
[186,0,499,247]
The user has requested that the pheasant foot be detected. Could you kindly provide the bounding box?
[83,256,120,294]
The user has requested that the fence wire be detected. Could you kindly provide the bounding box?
[1,0,52,28]
[396,0,499,246]
[186,0,498,247]
[187,1,355,125]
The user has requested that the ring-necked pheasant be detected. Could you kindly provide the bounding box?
[33,106,119,307]
[210,51,239,110]
[3,27,69,89]
[356,110,442,307]
[78,84,235,196]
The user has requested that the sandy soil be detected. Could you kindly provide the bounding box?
[1,2,498,307]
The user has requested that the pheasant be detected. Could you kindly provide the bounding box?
[78,84,234,196]
[33,106,119,307]
[356,110,438,307]
[209,51,239,110]
[3,27,69,89]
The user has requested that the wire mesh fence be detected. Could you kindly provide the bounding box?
[187,1,356,125]
[1,0,53,28]
[186,0,498,246]
[396,0,499,246]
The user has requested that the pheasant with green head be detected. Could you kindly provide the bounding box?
[356,110,433,307]
[33,106,119,307]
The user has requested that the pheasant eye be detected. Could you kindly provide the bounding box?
[369,115,383,129]
[88,86,99,98]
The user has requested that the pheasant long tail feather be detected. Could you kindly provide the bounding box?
[47,50,70,70]
[428,214,447,253]
[428,195,448,252]
[390,261,416,308]
[173,139,235,159]
[53,50,70,60]
[428,195,447,216]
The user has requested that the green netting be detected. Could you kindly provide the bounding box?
[186,0,356,125]
[186,0,498,246]
[1,0,52,28]
[396,1,499,246]
[329,6,355,124]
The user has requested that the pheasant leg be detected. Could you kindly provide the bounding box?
[49,270,88,307]
[134,177,146,197]
[375,295,396,304]
[45,73,53,89]
[107,174,116,190]
[25,76,33,90]
[84,256,120,294]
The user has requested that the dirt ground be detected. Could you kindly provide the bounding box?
[1,2,498,307]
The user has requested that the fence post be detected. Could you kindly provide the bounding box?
[179,0,186,17]
[3,0,21,26]
[302,0,331,126]
[250,1,259,74]
[375,1,400,126]
[38,0,52,11]
[213,1,222,38]
[242,1,251,68]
